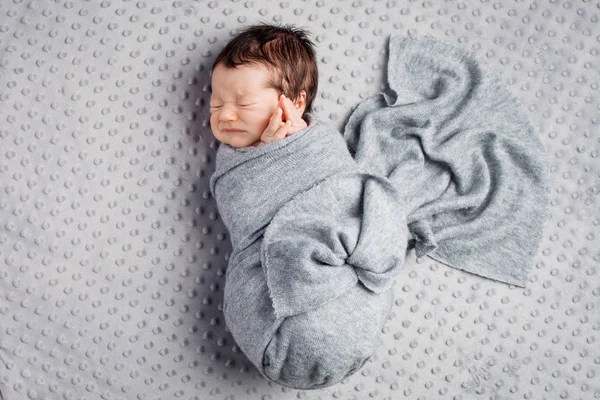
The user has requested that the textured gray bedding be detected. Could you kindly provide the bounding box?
[0,1,597,399]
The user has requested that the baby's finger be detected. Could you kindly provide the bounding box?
[262,108,284,138]
[269,121,292,142]
[279,95,294,122]
[270,106,283,123]
[280,95,305,127]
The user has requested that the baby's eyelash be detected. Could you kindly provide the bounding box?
[208,104,254,110]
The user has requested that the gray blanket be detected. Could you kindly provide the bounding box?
[209,35,549,390]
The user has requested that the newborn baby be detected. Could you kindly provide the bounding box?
[208,22,549,391]
[209,23,403,389]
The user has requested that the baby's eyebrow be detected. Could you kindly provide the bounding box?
[236,93,259,101]
[209,95,257,105]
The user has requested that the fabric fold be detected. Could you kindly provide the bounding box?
[262,172,408,319]
[344,34,550,287]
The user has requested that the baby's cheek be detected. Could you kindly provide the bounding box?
[209,113,220,136]
[251,109,274,133]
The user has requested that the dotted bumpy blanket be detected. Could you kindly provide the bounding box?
[209,35,549,389]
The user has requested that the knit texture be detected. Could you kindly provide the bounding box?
[344,35,550,286]
[209,35,549,390]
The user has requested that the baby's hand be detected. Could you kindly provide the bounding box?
[259,94,308,146]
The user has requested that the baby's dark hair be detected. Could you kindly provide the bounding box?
[212,23,318,115]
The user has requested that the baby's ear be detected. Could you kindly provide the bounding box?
[294,90,307,115]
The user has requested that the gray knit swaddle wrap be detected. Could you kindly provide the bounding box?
[209,35,549,390]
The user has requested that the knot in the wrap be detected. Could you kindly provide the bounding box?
[261,172,411,319]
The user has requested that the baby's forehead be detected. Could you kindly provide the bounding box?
[210,63,277,95]
[210,82,272,99]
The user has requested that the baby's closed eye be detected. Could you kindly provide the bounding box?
[209,103,255,108]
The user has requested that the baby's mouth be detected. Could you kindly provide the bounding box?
[222,128,245,133]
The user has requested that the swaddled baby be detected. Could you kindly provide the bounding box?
[208,24,406,389]
[208,22,550,390]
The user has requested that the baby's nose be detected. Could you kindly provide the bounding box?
[219,104,238,121]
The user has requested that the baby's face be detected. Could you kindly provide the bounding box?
[210,62,280,148]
